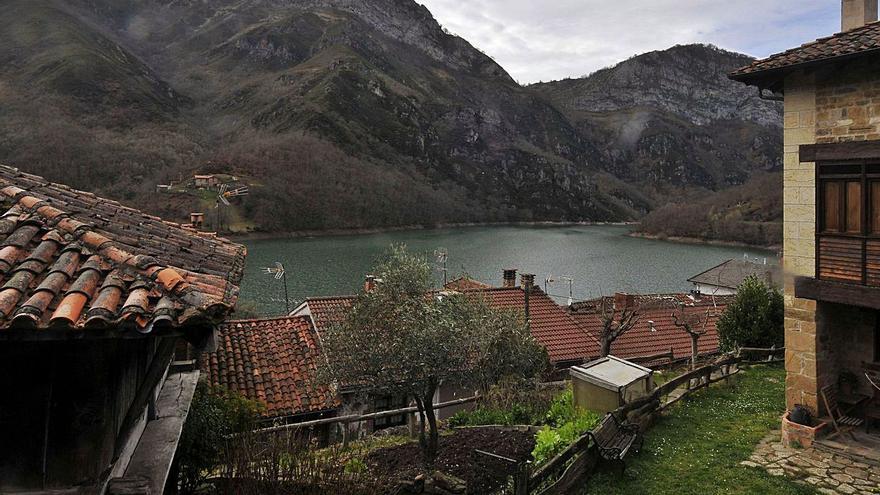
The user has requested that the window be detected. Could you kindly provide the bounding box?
[816,161,880,285]
[372,395,408,429]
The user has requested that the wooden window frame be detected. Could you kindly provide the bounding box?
[815,160,880,285]
[372,395,407,429]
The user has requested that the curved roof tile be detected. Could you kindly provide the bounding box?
[0,164,246,333]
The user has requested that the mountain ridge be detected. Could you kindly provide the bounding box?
[0,0,782,240]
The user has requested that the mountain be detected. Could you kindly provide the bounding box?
[531,44,781,192]
[0,0,782,237]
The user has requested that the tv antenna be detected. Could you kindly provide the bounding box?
[263,262,290,314]
[214,182,249,231]
[434,248,448,286]
[544,275,574,306]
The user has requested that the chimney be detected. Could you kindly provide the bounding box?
[842,0,878,31]
[521,273,535,320]
[613,292,635,311]
[190,212,204,228]
[364,275,376,293]
[503,268,518,288]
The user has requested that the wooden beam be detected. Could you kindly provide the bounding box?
[113,338,177,462]
[116,370,200,495]
[799,141,880,162]
[794,276,880,309]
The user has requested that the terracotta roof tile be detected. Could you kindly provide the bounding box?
[305,287,599,365]
[731,21,880,83]
[202,316,339,418]
[0,164,246,333]
[443,276,493,291]
[568,294,734,363]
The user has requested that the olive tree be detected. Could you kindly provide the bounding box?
[319,245,548,459]
[717,275,784,352]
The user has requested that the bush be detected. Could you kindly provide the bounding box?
[716,275,784,352]
[447,404,535,427]
[447,378,564,427]
[177,384,264,494]
[531,388,600,465]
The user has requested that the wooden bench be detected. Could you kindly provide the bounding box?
[586,413,643,474]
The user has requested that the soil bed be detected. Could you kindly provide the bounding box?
[366,428,535,494]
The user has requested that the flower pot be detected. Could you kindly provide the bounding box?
[781,411,827,449]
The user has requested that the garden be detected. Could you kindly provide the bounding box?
[175,248,798,494]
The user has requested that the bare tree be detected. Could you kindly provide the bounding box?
[598,296,640,357]
[672,302,713,370]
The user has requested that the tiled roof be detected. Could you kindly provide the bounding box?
[202,316,339,418]
[444,276,493,291]
[688,259,781,291]
[730,21,880,83]
[472,287,599,364]
[304,295,356,332]
[305,287,599,365]
[569,294,732,362]
[0,164,245,333]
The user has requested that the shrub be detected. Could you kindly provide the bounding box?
[447,378,564,427]
[531,388,600,465]
[532,409,600,465]
[716,275,784,352]
[177,384,264,494]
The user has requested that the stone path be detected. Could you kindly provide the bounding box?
[743,431,880,494]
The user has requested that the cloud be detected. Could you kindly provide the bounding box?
[418,0,839,83]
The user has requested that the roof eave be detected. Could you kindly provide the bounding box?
[729,48,880,89]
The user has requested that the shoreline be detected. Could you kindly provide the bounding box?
[627,231,780,252]
[226,221,638,241]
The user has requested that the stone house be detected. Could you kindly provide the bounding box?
[731,0,880,447]
[193,175,219,189]
[0,165,246,494]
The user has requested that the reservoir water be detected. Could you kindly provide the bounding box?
[239,225,776,316]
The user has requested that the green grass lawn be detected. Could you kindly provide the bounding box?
[583,365,817,495]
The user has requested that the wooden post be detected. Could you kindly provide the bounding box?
[341,421,349,449]
[513,461,530,495]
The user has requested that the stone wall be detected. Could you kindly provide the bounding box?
[783,71,821,413]
[815,60,880,144]
[783,62,880,417]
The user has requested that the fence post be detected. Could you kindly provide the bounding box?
[513,461,530,495]
[341,421,350,449]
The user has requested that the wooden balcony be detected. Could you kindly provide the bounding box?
[817,234,880,286]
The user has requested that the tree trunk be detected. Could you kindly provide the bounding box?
[414,396,427,450]
[600,338,612,357]
[423,379,439,461]
[690,333,699,370]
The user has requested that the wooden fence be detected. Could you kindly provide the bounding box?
[516,347,784,495]
[242,395,480,445]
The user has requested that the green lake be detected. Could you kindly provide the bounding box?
[239,225,776,316]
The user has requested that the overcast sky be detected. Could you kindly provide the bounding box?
[417,0,840,84]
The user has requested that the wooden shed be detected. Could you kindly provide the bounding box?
[0,165,246,494]
[570,356,654,414]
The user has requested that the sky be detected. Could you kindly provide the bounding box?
[417,0,840,84]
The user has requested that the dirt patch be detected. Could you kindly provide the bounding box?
[366,428,535,494]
